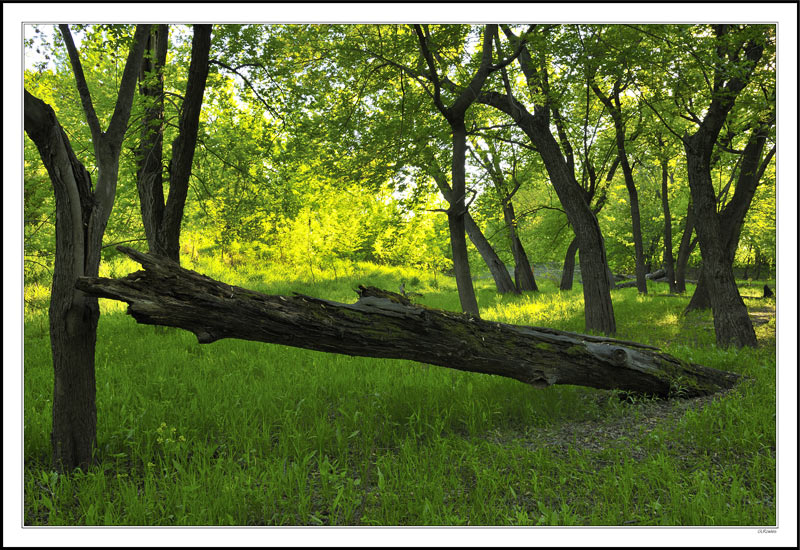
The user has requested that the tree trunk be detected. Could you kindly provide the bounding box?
[622,160,648,294]
[684,135,757,347]
[685,123,773,313]
[680,25,763,348]
[753,250,762,280]
[413,24,505,317]
[136,24,212,264]
[591,81,646,294]
[643,233,662,279]
[560,237,579,291]
[430,168,517,295]
[49,293,99,472]
[675,200,697,293]
[503,200,538,292]
[448,123,481,315]
[533,125,616,334]
[464,214,519,294]
[136,24,169,258]
[685,266,712,311]
[162,24,212,263]
[77,247,742,399]
[474,144,538,293]
[25,93,100,470]
[477,89,616,333]
[660,162,678,293]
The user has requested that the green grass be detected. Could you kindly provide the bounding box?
[23,254,776,526]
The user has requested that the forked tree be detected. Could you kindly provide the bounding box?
[680,25,768,347]
[135,24,212,264]
[24,24,151,471]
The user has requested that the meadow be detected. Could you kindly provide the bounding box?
[23,252,777,526]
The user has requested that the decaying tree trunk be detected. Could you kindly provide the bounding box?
[77,247,741,399]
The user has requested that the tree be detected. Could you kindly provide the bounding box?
[403,24,527,316]
[475,25,617,334]
[590,77,649,294]
[78,246,742,399]
[678,25,769,347]
[469,140,538,292]
[135,24,212,263]
[23,24,150,471]
[674,197,698,293]
[685,113,775,311]
[658,142,679,293]
[423,150,519,294]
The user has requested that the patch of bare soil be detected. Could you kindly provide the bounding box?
[485,390,733,460]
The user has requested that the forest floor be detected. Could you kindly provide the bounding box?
[22,256,778,528]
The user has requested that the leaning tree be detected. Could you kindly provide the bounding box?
[472,25,618,334]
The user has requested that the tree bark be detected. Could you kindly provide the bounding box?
[25,91,99,472]
[504,199,538,292]
[621,157,647,294]
[77,247,741,399]
[429,163,517,295]
[472,145,538,292]
[591,81,647,294]
[464,214,519,295]
[685,122,773,312]
[162,24,212,263]
[528,121,616,334]
[476,91,616,333]
[684,142,755,348]
[680,25,762,347]
[475,27,616,334]
[413,25,508,316]
[136,24,169,258]
[447,122,481,315]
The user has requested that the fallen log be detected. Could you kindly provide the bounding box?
[76,246,741,398]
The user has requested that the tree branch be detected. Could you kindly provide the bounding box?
[106,25,152,147]
[412,24,445,113]
[58,25,103,147]
[210,58,282,122]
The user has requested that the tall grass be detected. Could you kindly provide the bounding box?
[23,252,776,526]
